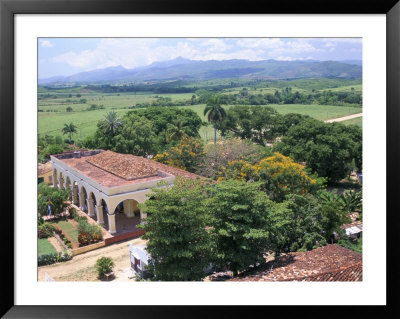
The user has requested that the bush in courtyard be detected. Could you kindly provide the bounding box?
[95,257,114,278]
[77,219,103,245]
[74,215,86,223]
[38,250,72,266]
[68,207,77,219]
[38,222,56,238]
[78,232,91,246]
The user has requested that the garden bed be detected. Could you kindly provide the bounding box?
[54,219,80,249]
[38,238,57,256]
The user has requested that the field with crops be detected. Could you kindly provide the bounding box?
[38,79,362,142]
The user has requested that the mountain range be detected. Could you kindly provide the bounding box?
[39,57,362,85]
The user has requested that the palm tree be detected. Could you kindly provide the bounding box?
[99,111,123,136]
[203,94,226,144]
[166,120,189,143]
[61,122,78,143]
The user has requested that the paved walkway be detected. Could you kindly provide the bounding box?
[324,113,362,123]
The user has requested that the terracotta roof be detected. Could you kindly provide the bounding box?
[229,244,362,282]
[57,150,202,188]
[86,151,159,181]
[38,162,52,176]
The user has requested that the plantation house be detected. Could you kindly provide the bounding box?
[50,149,200,235]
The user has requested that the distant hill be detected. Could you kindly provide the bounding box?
[39,57,362,85]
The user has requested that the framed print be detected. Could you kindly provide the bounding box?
[1,0,399,317]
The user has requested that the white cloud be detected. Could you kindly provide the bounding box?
[40,40,54,48]
[48,38,359,72]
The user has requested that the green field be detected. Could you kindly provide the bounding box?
[38,102,362,141]
[38,92,193,112]
[38,238,57,256]
[38,79,362,142]
[340,116,363,127]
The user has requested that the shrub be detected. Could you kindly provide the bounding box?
[77,219,102,245]
[78,232,91,246]
[68,207,77,219]
[95,257,114,278]
[38,250,72,266]
[74,215,86,223]
[38,222,56,238]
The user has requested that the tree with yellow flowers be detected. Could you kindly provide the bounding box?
[218,152,324,202]
[256,152,322,201]
[153,136,206,172]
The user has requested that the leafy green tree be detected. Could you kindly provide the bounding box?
[207,179,271,275]
[273,118,362,183]
[138,178,213,281]
[338,189,362,216]
[112,114,157,156]
[37,183,70,217]
[61,122,77,143]
[269,194,327,253]
[166,120,190,143]
[204,94,227,144]
[218,105,279,144]
[99,111,123,136]
[43,144,64,158]
[129,107,202,152]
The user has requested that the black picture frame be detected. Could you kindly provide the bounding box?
[1,0,399,317]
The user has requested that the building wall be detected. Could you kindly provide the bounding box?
[38,171,53,185]
[51,157,174,214]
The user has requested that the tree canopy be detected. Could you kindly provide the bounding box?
[138,178,213,281]
[273,118,362,183]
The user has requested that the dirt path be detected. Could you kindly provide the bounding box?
[47,237,64,253]
[38,237,146,282]
[324,113,362,123]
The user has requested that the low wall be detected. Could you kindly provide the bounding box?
[104,229,145,245]
[71,241,106,256]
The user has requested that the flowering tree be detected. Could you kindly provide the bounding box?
[153,136,206,172]
[218,152,324,202]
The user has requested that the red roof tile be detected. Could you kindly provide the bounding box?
[58,150,203,188]
[229,244,362,282]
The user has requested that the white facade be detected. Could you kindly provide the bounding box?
[129,243,150,273]
[50,153,174,234]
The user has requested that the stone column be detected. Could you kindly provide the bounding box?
[126,200,134,218]
[59,177,64,189]
[78,191,85,210]
[72,186,78,205]
[96,205,104,224]
[52,172,58,188]
[107,213,116,234]
[87,198,95,217]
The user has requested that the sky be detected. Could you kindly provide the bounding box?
[38,38,362,79]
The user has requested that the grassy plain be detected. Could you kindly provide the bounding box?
[340,117,363,127]
[38,80,362,142]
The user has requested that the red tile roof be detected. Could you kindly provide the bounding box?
[58,150,202,188]
[86,151,159,180]
[229,244,362,282]
[38,162,52,176]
